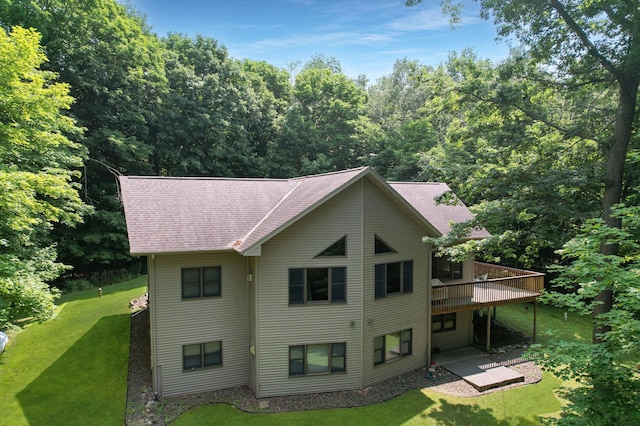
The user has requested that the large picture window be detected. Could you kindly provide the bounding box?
[182,266,221,299]
[289,267,346,304]
[374,260,413,298]
[432,313,456,333]
[183,341,222,370]
[432,254,463,281]
[374,329,412,365]
[289,343,346,376]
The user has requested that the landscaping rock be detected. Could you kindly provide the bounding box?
[125,307,543,425]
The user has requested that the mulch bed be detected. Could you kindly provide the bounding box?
[125,302,542,425]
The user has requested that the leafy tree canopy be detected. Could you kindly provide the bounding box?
[529,205,640,424]
[0,26,87,328]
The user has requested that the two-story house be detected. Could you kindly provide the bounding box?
[120,166,542,399]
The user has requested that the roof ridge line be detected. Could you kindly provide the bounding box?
[289,166,369,181]
[124,175,289,182]
[237,180,303,247]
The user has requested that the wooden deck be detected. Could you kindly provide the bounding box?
[432,262,544,314]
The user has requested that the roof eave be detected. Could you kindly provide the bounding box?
[237,167,372,255]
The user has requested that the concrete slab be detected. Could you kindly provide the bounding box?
[461,366,524,392]
[432,346,486,366]
[440,353,524,392]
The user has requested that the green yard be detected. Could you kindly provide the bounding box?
[493,302,592,344]
[0,277,577,425]
[172,372,562,425]
[0,276,147,426]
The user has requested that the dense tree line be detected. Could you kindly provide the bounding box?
[1,0,638,421]
[0,0,635,303]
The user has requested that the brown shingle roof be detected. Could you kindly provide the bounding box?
[119,167,489,255]
[389,181,491,239]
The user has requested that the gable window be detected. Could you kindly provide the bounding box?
[316,235,346,257]
[289,342,346,376]
[183,341,222,370]
[289,267,346,304]
[375,260,413,298]
[374,234,397,254]
[182,266,221,299]
[432,313,456,333]
[374,329,412,365]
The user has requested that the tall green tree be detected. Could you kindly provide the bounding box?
[530,206,640,424]
[417,51,603,269]
[367,59,436,180]
[409,0,640,343]
[278,67,379,175]
[241,59,292,177]
[1,0,168,273]
[152,34,263,177]
[408,1,640,421]
[0,26,87,328]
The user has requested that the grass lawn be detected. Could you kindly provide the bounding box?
[0,276,147,426]
[0,278,572,425]
[493,302,592,345]
[172,372,562,425]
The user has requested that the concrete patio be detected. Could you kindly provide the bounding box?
[432,347,525,392]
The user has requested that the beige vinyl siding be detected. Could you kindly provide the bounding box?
[148,256,160,395]
[248,256,257,393]
[255,184,363,397]
[152,252,248,397]
[432,310,473,351]
[463,257,474,282]
[362,178,431,387]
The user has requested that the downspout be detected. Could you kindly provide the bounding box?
[150,254,161,398]
[426,246,432,368]
[254,257,260,397]
[359,178,365,390]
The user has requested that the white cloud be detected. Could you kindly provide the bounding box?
[388,8,452,31]
[243,30,398,52]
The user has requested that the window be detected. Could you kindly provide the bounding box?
[182,266,221,299]
[375,260,413,298]
[289,343,346,376]
[183,341,222,370]
[374,329,412,365]
[316,236,346,257]
[432,254,463,281]
[432,313,456,333]
[289,267,346,304]
[374,235,396,254]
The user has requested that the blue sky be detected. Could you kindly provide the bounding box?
[126,0,511,82]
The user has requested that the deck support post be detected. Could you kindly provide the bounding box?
[533,301,537,341]
[486,307,492,351]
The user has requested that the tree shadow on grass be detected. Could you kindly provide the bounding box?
[17,314,130,426]
[424,398,538,426]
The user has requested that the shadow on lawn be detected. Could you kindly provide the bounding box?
[425,397,538,426]
[17,314,130,426]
